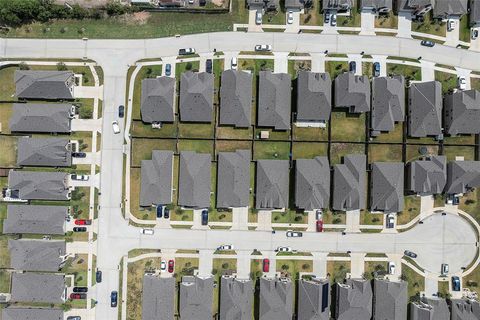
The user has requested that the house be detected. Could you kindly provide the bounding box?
[410,298,450,320]
[446,161,480,194]
[333,155,366,211]
[3,205,67,235]
[217,150,251,208]
[2,308,63,320]
[296,71,332,125]
[9,103,74,133]
[142,275,175,320]
[258,71,291,130]
[256,160,289,210]
[15,70,75,100]
[322,0,354,12]
[450,299,480,320]
[17,137,71,167]
[471,0,480,27]
[247,0,279,11]
[361,0,393,13]
[178,151,211,209]
[7,170,70,201]
[11,273,65,304]
[297,278,330,320]
[372,279,407,320]
[140,77,175,124]
[444,89,480,136]
[219,70,253,128]
[9,239,66,272]
[286,0,308,11]
[295,157,331,211]
[220,276,254,320]
[433,0,468,19]
[139,150,173,207]
[370,162,404,213]
[179,71,214,123]
[371,76,405,135]
[336,279,373,320]
[396,0,434,18]
[407,156,447,195]
[408,81,443,138]
[334,72,371,113]
[179,276,214,320]
[260,277,293,320]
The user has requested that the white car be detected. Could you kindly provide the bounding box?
[71,174,89,181]
[447,19,456,31]
[255,44,272,52]
[160,260,167,271]
[231,57,238,70]
[458,76,467,90]
[217,244,233,251]
[330,13,337,26]
[441,263,449,275]
[386,213,395,228]
[256,11,262,25]
[472,28,479,40]
[287,11,294,24]
[276,246,292,252]
[188,0,194,3]
[140,228,154,235]
[286,230,303,237]
[316,210,322,220]
[388,261,396,275]
[112,121,120,134]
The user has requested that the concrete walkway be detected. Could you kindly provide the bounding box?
[360,11,376,36]
[420,60,436,81]
[273,52,289,73]
[397,12,412,38]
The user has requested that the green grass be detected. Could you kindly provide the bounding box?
[62,254,89,287]
[397,195,421,225]
[0,67,16,101]
[0,271,11,292]
[272,210,307,224]
[322,210,346,224]
[387,63,421,81]
[442,145,475,161]
[293,125,329,142]
[131,120,177,138]
[375,13,398,29]
[438,280,450,298]
[253,128,290,141]
[131,138,176,166]
[435,71,458,94]
[253,141,290,160]
[178,122,214,139]
[411,12,446,37]
[368,144,403,163]
[337,9,361,27]
[175,257,199,282]
[300,2,323,26]
[330,143,365,165]
[287,60,311,79]
[71,187,90,221]
[401,263,425,301]
[330,111,366,142]
[276,259,313,278]
[216,126,253,140]
[405,144,439,162]
[130,168,155,221]
[459,15,471,43]
[0,103,13,134]
[443,135,476,145]
[459,188,480,224]
[238,59,275,75]
[327,261,350,284]
[215,140,252,155]
[0,135,17,167]
[360,211,383,225]
[292,142,328,159]
[325,61,348,79]
[372,123,404,143]
[177,139,214,155]
[363,261,388,279]
[472,78,480,91]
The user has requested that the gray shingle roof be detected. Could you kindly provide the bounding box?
[297,71,332,122]
[397,0,433,12]
[140,77,175,123]
[285,0,305,10]
[220,276,254,320]
[142,275,175,320]
[256,160,289,210]
[295,157,330,211]
[370,162,404,213]
[336,279,372,320]
[219,70,253,128]
[408,81,443,137]
[17,137,71,167]
[450,299,480,320]
[217,150,251,208]
[9,239,66,272]
[444,89,480,136]
[333,155,366,211]
[373,279,407,320]
[408,156,446,195]
[179,71,214,123]
[10,103,73,133]
[297,278,330,320]
[2,307,63,320]
[179,276,214,320]
[8,170,70,201]
[334,72,371,113]
[15,70,74,100]
[433,0,468,17]
[3,205,67,235]
[140,150,173,207]
[371,76,405,133]
[260,277,293,320]
[178,151,211,208]
[322,0,353,10]
[472,0,480,26]
[362,0,393,10]
[247,0,278,9]
[11,273,65,304]
[258,71,292,130]
[446,161,480,194]
[410,298,450,320]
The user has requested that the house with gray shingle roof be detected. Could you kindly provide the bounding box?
[322,0,353,11]
[370,162,404,213]
[220,276,254,320]
[179,71,214,123]
[260,277,293,320]
[296,71,331,125]
[217,150,250,208]
[142,275,175,320]
[286,0,306,10]
[295,157,330,211]
[3,205,67,235]
[373,279,407,320]
[219,70,253,128]
[472,0,480,27]
[247,0,278,10]
[408,81,443,138]
[10,103,74,133]
[140,150,173,207]
[7,170,70,201]
[446,161,480,194]
[333,155,366,211]
[9,239,66,272]
[179,275,214,320]
[258,71,292,130]
[140,77,175,124]
[334,72,371,113]
[397,0,434,17]
[11,273,65,304]
[2,307,63,320]
[336,279,373,320]
[15,70,74,100]
[444,89,480,136]
[362,0,393,13]
[17,137,71,167]
[297,277,330,320]
[407,156,446,195]
[256,160,289,210]
[410,298,450,320]
[450,299,480,320]
[371,76,405,135]
[433,0,468,18]
[178,151,211,208]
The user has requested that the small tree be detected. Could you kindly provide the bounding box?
[56,62,68,71]
[18,62,29,70]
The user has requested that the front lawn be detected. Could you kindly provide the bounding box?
[327,261,351,284]
[411,12,446,37]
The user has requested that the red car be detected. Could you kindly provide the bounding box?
[70,293,87,299]
[316,220,323,232]
[262,258,270,272]
[75,219,92,225]
[168,260,174,273]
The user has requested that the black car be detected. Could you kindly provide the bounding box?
[349,61,356,72]
[199,0,206,6]
[73,227,87,232]
[373,62,380,77]
[67,317,81,320]
[111,291,118,308]
[404,250,418,258]
[421,40,435,47]
[118,105,125,118]
[156,205,163,218]
[96,270,102,283]
[164,208,170,219]
[72,152,87,158]
[452,276,461,291]
[206,59,213,74]
[73,287,88,293]
[201,210,208,225]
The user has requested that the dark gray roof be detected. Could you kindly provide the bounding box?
[140,150,173,207]
[142,275,175,320]
[410,298,450,320]
[333,155,366,211]
[408,156,447,195]
[297,71,331,122]
[2,307,63,320]
[220,276,254,320]
[397,0,434,12]
[219,70,253,128]
[179,276,214,320]
[295,157,330,211]
[260,277,293,320]
[179,71,214,123]
[285,0,304,9]
[11,273,65,304]
[371,76,405,133]
[451,299,480,320]
[408,81,443,137]
[297,278,330,320]
[472,0,480,26]
[3,205,67,235]
[446,161,480,194]
[8,170,69,201]
[217,150,251,208]
[140,77,175,123]
[256,160,289,210]
[362,0,393,10]
[322,0,353,10]
[17,137,71,167]
[15,70,74,100]
[9,239,66,272]
[258,71,291,130]
[444,90,480,136]
[370,162,404,213]
[247,0,278,9]
[373,279,407,320]
[433,0,468,17]
[336,279,372,320]
[334,72,371,113]
[178,151,211,208]
[10,103,73,133]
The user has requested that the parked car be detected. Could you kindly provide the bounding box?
[388,262,395,275]
[161,260,167,271]
[316,220,323,232]
[441,263,449,276]
[231,57,238,70]
[324,11,330,24]
[404,250,417,258]
[201,209,209,225]
[71,174,89,181]
[179,48,195,55]
[67,317,81,320]
[458,76,467,90]
[452,276,461,291]
[75,219,92,225]
[111,291,118,307]
[199,0,206,6]
[315,210,322,220]
[165,63,172,76]
[164,208,170,219]
[156,205,164,218]
[255,44,272,52]
[118,105,125,118]
[73,227,87,232]
[287,11,294,24]
[472,28,479,40]
[330,13,337,26]
[262,258,270,272]
[276,246,292,252]
[112,120,120,134]
[140,228,154,235]
[206,59,213,74]
[373,62,380,77]
[73,287,88,293]
[96,270,102,283]
[420,40,435,47]
[386,214,394,229]
[70,293,87,299]
[286,230,303,237]
[168,260,174,273]
[256,11,262,25]
[72,152,87,158]
[217,244,233,251]
[349,61,356,73]
[447,19,456,31]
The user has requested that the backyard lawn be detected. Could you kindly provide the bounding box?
[0,135,17,167]
[329,143,365,165]
[368,144,403,163]
[292,142,328,159]
[330,111,366,142]
[253,141,290,160]
[293,125,329,142]
[442,145,475,161]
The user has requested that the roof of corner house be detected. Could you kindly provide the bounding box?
[296,71,332,122]
[450,299,480,320]
[219,277,254,320]
[259,277,293,320]
[444,90,480,136]
[336,279,373,320]
[140,77,175,123]
[8,170,69,201]
[370,162,404,213]
[15,70,74,100]
[3,205,67,235]
[2,307,63,320]
[472,0,480,25]
[334,72,371,113]
[297,278,330,320]
[17,137,71,167]
[219,70,253,128]
[446,161,480,194]
[217,150,251,208]
[333,154,367,211]
[408,156,447,195]
[10,103,73,133]
[178,151,211,208]
[408,81,443,137]
[139,150,173,207]
[179,71,214,123]
[362,0,393,9]
[9,239,66,272]
[295,157,331,210]
[179,276,214,320]
[141,275,175,320]
[433,0,468,16]
[258,71,292,130]
[11,273,65,304]
[371,75,405,132]
[373,279,408,320]
[256,160,290,210]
